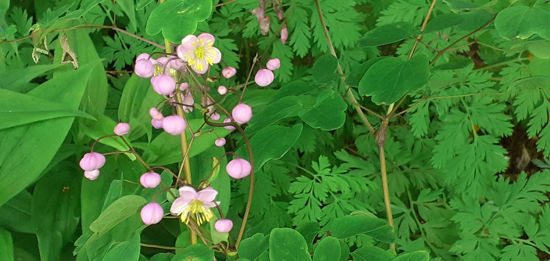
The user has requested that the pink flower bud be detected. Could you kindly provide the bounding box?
[180,82,189,91]
[218,85,228,95]
[210,112,221,121]
[84,169,100,180]
[215,138,226,147]
[266,58,280,70]
[222,67,237,79]
[162,115,187,135]
[141,202,164,225]
[151,119,163,129]
[151,75,176,96]
[277,11,283,20]
[226,158,252,179]
[280,25,288,44]
[149,108,164,120]
[113,122,130,136]
[259,16,270,35]
[224,118,236,131]
[232,103,253,124]
[79,152,106,171]
[136,53,151,62]
[167,59,186,71]
[182,90,194,113]
[254,69,274,87]
[134,59,154,78]
[140,172,161,188]
[215,219,233,232]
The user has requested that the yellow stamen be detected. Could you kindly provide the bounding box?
[179,199,214,225]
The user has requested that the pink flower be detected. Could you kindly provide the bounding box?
[84,169,100,180]
[162,115,187,135]
[280,25,288,44]
[113,122,130,136]
[151,119,163,129]
[182,90,195,113]
[141,202,164,225]
[177,33,222,74]
[79,152,106,171]
[218,85,228,95]
[266,58,280,70]
[149,108,164,120]
[254,69,274,87]
[226,158,252,179]
[223,118,236,131]
[222,67,236,79]
[215,219,233,233]
[170,186,219,225]
[134,59,154,78]
[151,75,176,95]
[140,172,161,188]
[215,138,226,147]
[232,103,253,124]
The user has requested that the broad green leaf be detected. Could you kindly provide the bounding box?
[237,124,303,170]
[146,0,212,43]
[393,251,430,261]
[151,253,172,261]
[528,41,550,59]
[0,63,95,206]
[246,96,306,134]
[89,195,147,235]
[269,228,311,261]
[0,0,8,27]
[103,234,140,261]
[238,233,269,260]
[424,14,463,33]
[360,23,417,47]
[0,64,68,92]
[0,227,14,261]
[296,222,320,252]
[359,55,429,104]
[31,164,81,261]
[313,237,340,261]
[172,244,214,261]
[327,215,395,243]
[312,54,338,83]
[80,114,136,160]
[299,90,347,130]
[0,190,33,234]
[351,246,393,261]
[116,0,137,32]
[0,88,93,130]
[495,6,550,40]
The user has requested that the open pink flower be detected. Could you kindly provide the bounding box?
[170,186,219,225]
[177,33,221,74]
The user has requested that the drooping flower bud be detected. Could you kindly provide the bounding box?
[162,115,187,135]
[149,108,164,120]
[140,172,162,188]
[215,219,233,233]
[232,103,253,124]
[84,169,100,181]
[222,67,237,79]
[280,25,288,44]
[180,82,189,91]
[259,16,270,35]
[134,59,154,78]
[141,202,164,225]
[215,138,226,147]
[218,85,228,95]
[266,58,280,70]
[79,152,106,171]
[226,158,252,179]
[182,90,194,113]
[113,122,130,136]
[151,119,163,129]
[210,112,221,121]
[151,75,176,96]
[254,69,274,87]
[136,53,151,62]
[224,118,236,131]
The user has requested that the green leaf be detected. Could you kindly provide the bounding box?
[0,63,95,206]
[0,88,93,130]
[80,114,136,160]
[299,90,347,130]
[312,54,338,83]
[269,228,311,261]
[494,6,550,40]
[89,195,147,235]
[0,64,69,92]
[352,247,393,261]
[0,191,33,234]
[238,233,269,260]
[327,214,395,243]
[360,23,417,47]
[313,236,341,261]
[103,234,140,261]
[0,227,14,261]
[146,0,212,43]
[423,13,463,33]
[393,251,430,261]
[31,165,81,261]
[172,244,214,261]
[116,0,137,32]
[359,55,429,104]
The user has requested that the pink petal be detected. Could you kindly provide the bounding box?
[170,197,191,215]
[181,34,198,46]
[178,185,197,199]
[176,44,193,62]
[197,187,218,203]
[192,59,209,74]
[209,47,222,64]
[198,33,215,44]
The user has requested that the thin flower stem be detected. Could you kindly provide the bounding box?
[213,0,236,7]
[239,53,259,103]
[140,243,185,250]
[120,136,152,170]
[90,134,118,152]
